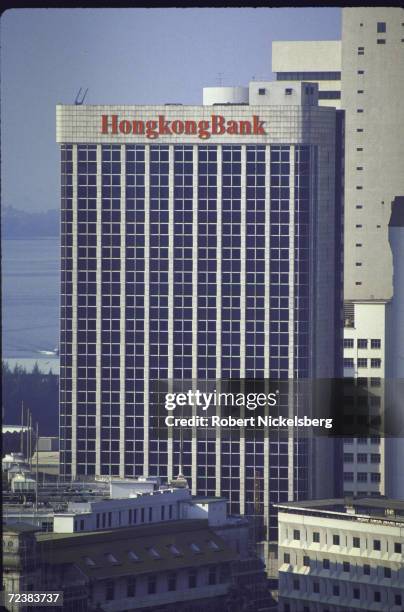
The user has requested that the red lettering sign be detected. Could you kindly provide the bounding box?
[101,115,267,139]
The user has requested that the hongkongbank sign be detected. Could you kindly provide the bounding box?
[101,114,267,140]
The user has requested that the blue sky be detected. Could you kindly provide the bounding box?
[1,8,341,212]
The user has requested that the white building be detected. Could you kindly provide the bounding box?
[276,497,404,612]
[272,40,341,108]
[272,7,404,498]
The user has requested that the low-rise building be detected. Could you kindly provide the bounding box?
[276,497,404,612]
[2,519,273,612]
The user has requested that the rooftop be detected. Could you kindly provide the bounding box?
[36,519,236,579]
[275,497,404,524]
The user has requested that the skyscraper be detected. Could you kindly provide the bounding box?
[57,80,342,564]
[272,7,404,498]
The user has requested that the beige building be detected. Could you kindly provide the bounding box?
[276,497,404,612]
[272,7,404,499]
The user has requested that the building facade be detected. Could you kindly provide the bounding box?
[276,498,404,612]
[57,81,342,552]
[273,7,404,499]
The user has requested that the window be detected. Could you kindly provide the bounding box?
[127,577,136,597]
[284,552,291,563]
[190,542,201,554]
[357,453,368,463]
[394,542,402,554]
[333,535,340,545]
[148,547,161,559]
[377,39,386,44]
[293,578,300,590]
[377,22,386,33]
[358,338,368,349]
[374,591,381,602]
[358,47,365,55]
[128,550,140,562]
[303,555,310,566]
[344,358,354,368]
[357,91,364,95]
[313,532,320,543]
[149,507,153,521]
[371,454,381,463]
[371,472,381,483]
[371,436,380,444]
[371,358,381,368]
[353,587,360,599]
[357,472,368,482]
[364,564,370,575]
[106,553,119,565]
[357,358,367,368]
[344,472,354,482]
[293,529,300,540]
[84,556,96,567]
[188,570,197,588]
[344,453,354,463]
[333,584,340,596]
[285,88,293,95]
[357,109,364,114]
[313,582,320,593]
[105,580,114,601]
[148,575,156,595]
[344,338,354,348]
[358,70,364,74]
[169,544,181,557]
[384,567,391,578]
[168,572,177,591]
[371,339,381,349]
[353,537,360,548]
[373,539,381,551]
[208,566,217,585]
[395,594,402,606]
[323,558,330,569]
[258,88,266,95]
[343,561,350,572]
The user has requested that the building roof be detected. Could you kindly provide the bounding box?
[37,519,236,580]
[275,497,404,523]
[3,522,38,534]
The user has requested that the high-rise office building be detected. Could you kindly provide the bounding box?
[272,40,341,109]
[272,7,404,498]
[57,80,342,565]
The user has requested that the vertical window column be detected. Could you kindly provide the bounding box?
[95,144,102,476]
[215,145,222,498]
[71,144,78,478]
[143,145,150,477]
[119,145,126,478]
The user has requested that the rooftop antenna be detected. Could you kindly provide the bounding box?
[74,87,88,105]
[217,72,224,86]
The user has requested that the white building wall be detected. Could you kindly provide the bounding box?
[343,302,385,496]
[278,507,404,612]
[341,8,404,301]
